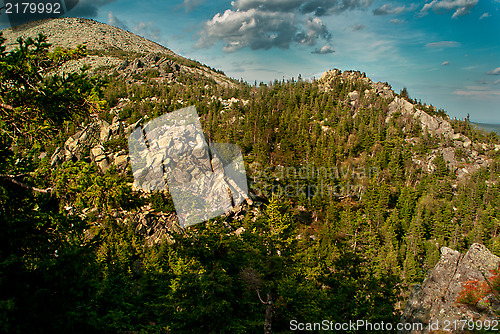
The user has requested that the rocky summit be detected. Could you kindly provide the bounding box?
[0,17,235,86]
[318,69,498,179]
[1,17,173,54]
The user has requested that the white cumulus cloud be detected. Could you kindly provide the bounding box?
[198,9,297,51]
[197,0,375,52]
[312,45,335,54]
[421,0,478,18]
[198,8,332,52]
[487,67,500,75]
[107,11,129,30]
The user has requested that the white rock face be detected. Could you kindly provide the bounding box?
[386,97,457,139]
[348,91,359,101]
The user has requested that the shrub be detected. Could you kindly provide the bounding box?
[99,111,114,124]
[103,136,128,152]
[149,191,175,213]
[457,270,500,307]
[143,69,160,78]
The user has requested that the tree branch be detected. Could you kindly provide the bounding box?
[0,173,30,178]
[0,174,52,193]
[0,128,15,140]
[256,288,267,305]
[0,103,14,111]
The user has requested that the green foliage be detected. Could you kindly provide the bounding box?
[50,161,139,212]
[143,69,160,78]
[149,191,175,213]
[98,110,114,124]
[433,153,449,177]
[103,135,128,152]
[263,195,296,255]
[400,87,410,100]
[48,44,87,64]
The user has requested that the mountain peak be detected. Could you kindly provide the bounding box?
[1,17,236,87]
[0,17,174,55]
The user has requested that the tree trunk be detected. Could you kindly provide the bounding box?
[264,292,273,334]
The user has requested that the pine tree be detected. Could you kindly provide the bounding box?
[0,33,105,333]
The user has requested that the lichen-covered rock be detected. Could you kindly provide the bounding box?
[399,244,500,334]
[50,116,129,173]
[113,151,129,171]
[50,147,64,166]
[99,120,111,142]
[90,145,109,172]
[131,209,182,245]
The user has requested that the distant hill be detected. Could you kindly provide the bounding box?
[473,122,500,135]
[1,17,174,54]
[0,17,236,87]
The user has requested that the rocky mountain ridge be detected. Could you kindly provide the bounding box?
[319,69,499,179]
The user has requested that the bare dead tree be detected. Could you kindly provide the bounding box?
[241,267,273,334]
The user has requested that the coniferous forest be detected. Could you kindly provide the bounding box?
[2,32,500,333]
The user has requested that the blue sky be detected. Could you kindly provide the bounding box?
[1,0,499,123]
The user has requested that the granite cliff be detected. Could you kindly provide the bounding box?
[400,244,500,334]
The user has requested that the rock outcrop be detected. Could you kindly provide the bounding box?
[319,69,394,100]
[319,69,496,179]
[128,106,252,227]
[121,203,248,245]
[50,116,130,173]
[387,97,455,138]
[129,209,181,246]
[385,97,498,179]
[400,244,500,334]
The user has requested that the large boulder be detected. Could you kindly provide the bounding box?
[50,117,128,173]
[90,145,109,173]
[132,209,181,245]
[113,151,129,171]
[399,244,500,334]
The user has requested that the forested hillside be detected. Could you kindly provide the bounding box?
[1,20,500,333]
